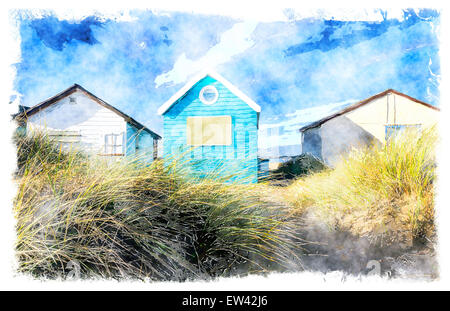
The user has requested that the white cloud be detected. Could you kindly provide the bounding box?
[13,8,139,22]
[9,5,409,25]
[154,20,258,88]
[260,99,356,131]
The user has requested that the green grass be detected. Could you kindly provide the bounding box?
[13,131,302,280]
[286,126,437,247]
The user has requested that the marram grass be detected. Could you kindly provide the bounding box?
[286,126,437,247]
[13,132,303,280]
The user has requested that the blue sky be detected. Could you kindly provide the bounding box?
[12,9,440,156]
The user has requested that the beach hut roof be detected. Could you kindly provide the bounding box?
[157,69,261,115]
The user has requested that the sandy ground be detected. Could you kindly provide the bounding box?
[298,214,438,280]
[256,184,439,280]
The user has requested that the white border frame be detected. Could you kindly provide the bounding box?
[1,1,449,291]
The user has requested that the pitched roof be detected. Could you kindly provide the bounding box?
[14,84,161,139]
[157,69,261,115]
[299,89,440,132]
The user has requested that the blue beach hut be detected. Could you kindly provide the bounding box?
[157,70,261,183]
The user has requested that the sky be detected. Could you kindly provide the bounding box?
[11,8,441,157]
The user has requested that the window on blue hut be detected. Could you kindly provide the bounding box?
[135,133,140,151]
[385,124,421,141]
[199,85,219,105]
[187,116,232,146]
[153,139,158,160]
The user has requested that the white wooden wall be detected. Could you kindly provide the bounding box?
[27,90,127,155]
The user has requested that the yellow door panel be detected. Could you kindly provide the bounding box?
[187,116,232,146]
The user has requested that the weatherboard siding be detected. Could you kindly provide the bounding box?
[163,76,258,183]
[27,90,127,154]
[26,90,157,163]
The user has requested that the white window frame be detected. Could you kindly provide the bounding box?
[104,133,124,155]
[199,85,219,105]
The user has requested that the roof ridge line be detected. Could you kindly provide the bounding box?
[14,84,161,139]
[299,89,439,132]
[157,69,261,115]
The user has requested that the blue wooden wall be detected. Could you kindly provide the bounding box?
[126,123,156,163]
[257,158,270,180]
[162,76,258,183]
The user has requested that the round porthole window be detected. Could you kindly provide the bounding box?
[199,85,219,105]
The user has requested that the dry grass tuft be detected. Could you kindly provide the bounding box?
[13,131,303,280]
[286,126,437,247]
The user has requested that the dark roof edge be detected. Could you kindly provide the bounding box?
[299,89,440,132]
[14,84,161,139]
